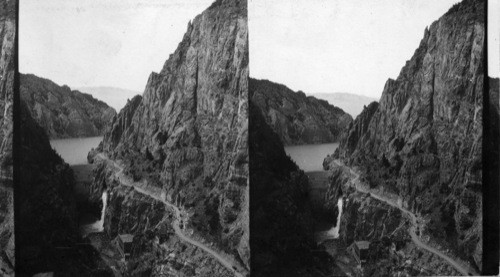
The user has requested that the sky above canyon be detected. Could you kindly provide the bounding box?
[19,0,499,98]
[250,0,498,99]
[19,0,215,92]
[489,0,500,78]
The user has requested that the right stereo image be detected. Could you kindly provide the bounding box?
[249,0,498,276]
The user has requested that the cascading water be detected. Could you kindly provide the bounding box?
[327,197,344,238]
[81,191,108,236]
[95,191,108,232]
[317,197,343,242]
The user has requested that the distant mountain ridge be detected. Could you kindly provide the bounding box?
[311,92,377,117]
[75,86,140,112]
[250,78,352,145]
[20,74,116,139]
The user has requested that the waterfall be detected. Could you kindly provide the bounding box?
[81,191,108,236]
[325,197,343,239]
[96,191,108,232]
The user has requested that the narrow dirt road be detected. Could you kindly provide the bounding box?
[95,153,247,277]
[332,160,478,276]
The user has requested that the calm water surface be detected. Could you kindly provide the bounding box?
[50,136,103,165]
[285,143,339,172]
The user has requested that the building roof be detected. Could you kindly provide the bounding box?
[118,234,134,243]
[354,241,370,249]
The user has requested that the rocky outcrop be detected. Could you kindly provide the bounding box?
[17,101,111,275]
[20,73,116,139]
[324,101,379,168]
[327,0,485,270]
[250,78,352,145]
[98,95,142,154]
[0,0,15,274]
[90,0,249,273]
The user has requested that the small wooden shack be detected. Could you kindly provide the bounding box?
[117,234,134,258]
[347,241,370,264]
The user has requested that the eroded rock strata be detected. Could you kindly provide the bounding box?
[20,73,116,139]
[325,0,486,273]
[250,78,352,145]
[88,0,249,274]
[0,0,15,274]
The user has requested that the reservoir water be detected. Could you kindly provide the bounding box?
[50,136,106,236]
[50,136,103,165]
[284,143,338,172]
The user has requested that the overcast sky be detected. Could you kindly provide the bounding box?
[489,0,500,78]
[19,1,500,96]
[20,0,214,92]
[250,0,497,99]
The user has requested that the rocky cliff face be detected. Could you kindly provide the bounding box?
[20,73,116,139]
[90,0,249,273]
[324,102,379,167]
[0,0,15,274]
[250,78,352,145]
[328,0,485,270]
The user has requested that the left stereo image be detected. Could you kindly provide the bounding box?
[15,0,248,276]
